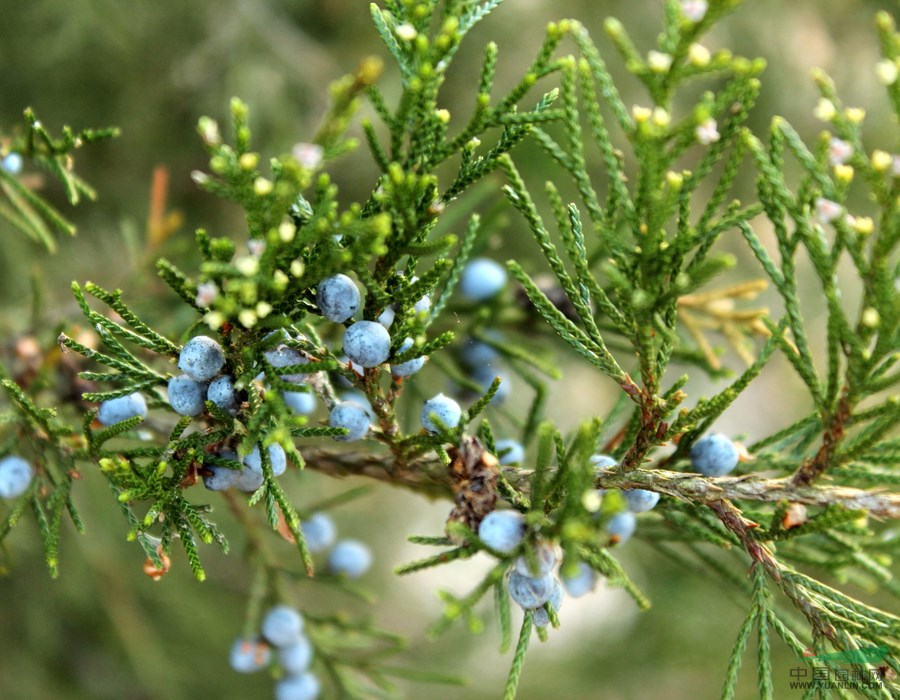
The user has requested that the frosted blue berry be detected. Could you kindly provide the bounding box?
[390,337,425,378]
[623,489,660,512]
[339,392,376,420]
[471,367,510,404]
[513,541,557,577]
[178,335,225,382]
[301,512,337,553]
[343,321,391,368]
[202,464,240,491]
[167,375,206,416]
[606,511,637,544]
[478,510,525,554]
[1,153,23,175]
[562,561,597,598]
[460,258,507,301]
[278,635,313,675]
[0,455,33,499]
[377,307,395,328]
[328,539,373,578]
[589,454,617,470]
[262,605,304,647]
[459,333,501,370]
[316,274,360,323]
[264,345,309,383]
[229,637,271,673]
[207,376,238,415]
[508,570,555,610]
[495,439,524,465]
[329,401,371,441]
[413,294,431,315]
[283,389,316,414]
[275,672,321,700]
[690,433,739,477]
[533,577,564,628]
[421,393,462,433]
[243,443,287,478]
[97,392,147,426]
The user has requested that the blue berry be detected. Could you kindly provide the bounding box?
[243,443,287,477]
[623,489,660,512]
[471,367,510,404]
[377,307,395,328]
[343,321,391,368]
[561,561,597,598]
[390,337,425,378]
[178,335,225,382]
[690,433,739,477]
[328,539,373,578]
[329,401,371,441]
[1,153,23,175]
[460,258,507,301]
[283,389,316,414]
[495,439,524,465]
[421,393,462,433]
[262,605,304,647]
[508,570,555,610]
[0,456,33,499]
[478,510,525,554]
[301,512,337,553]
[229,637,271,673]
[339,392,375,419]
[533,577,564,628]
[589,454,617,470]
[97,392,147,426]
[275,672,321,700]
[606,511,637,544]
[513,541,557,577]
[459,333,501,370]
[264,345,309,383]
[316,274,360,323]
[208,376,238,414]
[278,635,313,675]
[413,294,431,315]
[167,375,206,416]
[202,464,240,491]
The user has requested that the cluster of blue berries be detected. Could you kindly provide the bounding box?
[589,453,660,545]
[230,605,320,700]
[300,511,373,578]
[0,455,33,499]
[202,443,288,493]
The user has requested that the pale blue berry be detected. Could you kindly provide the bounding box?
[283,389,316,414]
[262,605,304,647]
[561,561,597,598]
[478,510,525,554]
[264,345,309,383]
[229,637,271,673]
[460,258,507,301]
[97,392,147,426]
[377,307,395,328]
[533,577,564,628]
[495,439,524,465]
[690,433,739,476]
[390,337,425,378]
[316,274,360,323]
[1,153,23,175]
[167,375,206,416]
[343,321,391,368]
[328,539,372,578]
[623,489,660,512]
[178,335,225,382]
[329,401,371,441]
[275,672,321,700]
[413,294,431,315]
[339,392,375,419]
[459,333,501,369]
[278,635,313,675]
[207,376,238,414]
[301,513,337,553]
[606,511,637,543]
[203,464,240,491]
[421,393,462,433]
[0,456,33,499]
[589,454,617,470]
[513,541,557,577]
[243,443,287,478]
[508,570,555,610]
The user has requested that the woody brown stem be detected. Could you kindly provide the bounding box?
[792,393,853,487]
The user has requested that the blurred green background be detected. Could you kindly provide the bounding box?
[0,1,897,698]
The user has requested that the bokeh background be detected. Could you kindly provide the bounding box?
[0,1,896,698]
